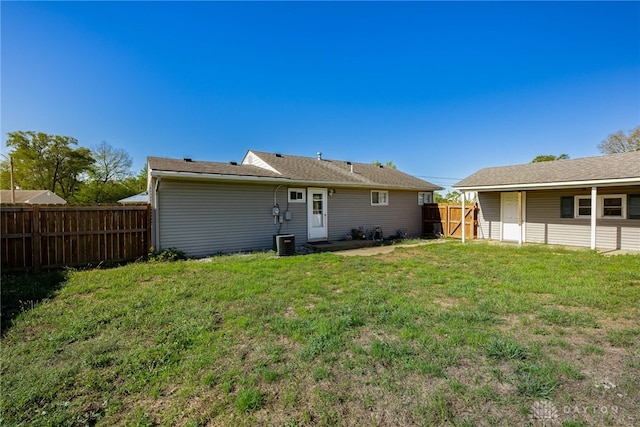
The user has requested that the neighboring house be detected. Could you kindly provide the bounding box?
[148,150,441,256]
[118,192,149,204]
[454,151,640,251]
[0,190,67,204]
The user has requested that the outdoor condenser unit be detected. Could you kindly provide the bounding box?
[275,234,295,256]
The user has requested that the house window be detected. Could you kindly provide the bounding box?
[573,195,627,219]
[575,196,592,218]
[600,195,626,219]
[288,188,305,203]
[418,192,433,205]
[629,195,640,219]
[560,196,574,218]
[371,190,389,206]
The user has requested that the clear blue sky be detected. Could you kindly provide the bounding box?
[2,1,639,191]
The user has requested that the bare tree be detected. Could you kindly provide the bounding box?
[598,126,640,154]
[90,141,133,183]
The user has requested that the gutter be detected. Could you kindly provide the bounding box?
[150,169,442,192]
[455,177,640,192]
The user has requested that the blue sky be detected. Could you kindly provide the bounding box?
[2,1,639,191]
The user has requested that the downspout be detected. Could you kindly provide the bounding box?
[153,177,161,251]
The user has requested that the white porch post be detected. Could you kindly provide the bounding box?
[590,186,597,250]
[461,192,466,243]
[518,191,523,246]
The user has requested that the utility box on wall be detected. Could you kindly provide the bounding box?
[275,234,295,256]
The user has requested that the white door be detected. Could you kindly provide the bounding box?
[307,188,328,241]
[501,192,520,242]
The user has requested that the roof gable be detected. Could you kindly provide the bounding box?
[244,151,438,189]
[455,151,640,190]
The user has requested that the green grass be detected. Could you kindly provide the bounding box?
[1,241,639,426]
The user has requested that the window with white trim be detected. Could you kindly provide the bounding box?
[575,196,592,218]
[600,195,626,219]
[288,188,306,203]
[573,195,627,219]
[371,190,389,206]
[418,192,433,205]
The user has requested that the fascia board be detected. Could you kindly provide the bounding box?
[150,169,441,191]
[455,177,640,192]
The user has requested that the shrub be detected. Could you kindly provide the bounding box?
[147,247,188,262]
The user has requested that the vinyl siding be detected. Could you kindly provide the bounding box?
[157,180,306,257]
[525,187,640,250]
[526,190,591,247]
[156,180,426,256]
[477,192,501,241]
[327,188,423,241]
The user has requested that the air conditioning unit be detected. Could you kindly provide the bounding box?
[275,234,295,256]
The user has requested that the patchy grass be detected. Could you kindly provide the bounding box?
[1,241,639,426]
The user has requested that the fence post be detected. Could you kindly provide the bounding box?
[32,205,41,272]
[462,194,466,243]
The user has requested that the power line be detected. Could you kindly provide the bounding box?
[415,175,462,180]
[415,175,462,181]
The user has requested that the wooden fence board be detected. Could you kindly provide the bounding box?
[1,204,150,272]
[422,203,478,240]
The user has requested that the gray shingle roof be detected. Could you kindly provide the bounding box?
[148,151,441,191]
[454,151,640,190]
[147,156,283,179]
[0,190,67,204]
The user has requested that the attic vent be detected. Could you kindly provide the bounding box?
[317,152,322,160]
[275,153,283,158]
[184,158,193,162]
[378,165,384,168]
[346,162,354,173]
[229,161,238,166]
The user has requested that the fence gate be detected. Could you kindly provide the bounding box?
[422,203,478,239]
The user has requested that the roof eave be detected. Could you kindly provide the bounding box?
[454,177,640,192]
[150,169,442,191]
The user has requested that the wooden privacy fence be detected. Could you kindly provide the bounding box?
[1,204,151,272]
[422,203,478,239]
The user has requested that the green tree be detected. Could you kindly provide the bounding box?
[531,154,569,163]
[3,131,93,200]
[76,142,135,203]
[598,126,640,153]
[125,164,148,194]
[434,190,461,203]
[372,160,397,169]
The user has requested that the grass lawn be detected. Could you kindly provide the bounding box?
[1,241,639,426]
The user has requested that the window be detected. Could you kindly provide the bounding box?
[418,192,433,205]
[575,196,591,218]
[573,195,627,219]
[288,188,305,203]
[371,190,389,206]
[629,195,640,219]
[600,195,626,219]
[560,196,574,218]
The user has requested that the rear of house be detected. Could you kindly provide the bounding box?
[455,151,640,251]
[148,151,441,256]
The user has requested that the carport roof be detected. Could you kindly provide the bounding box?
[454,151,640,191]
